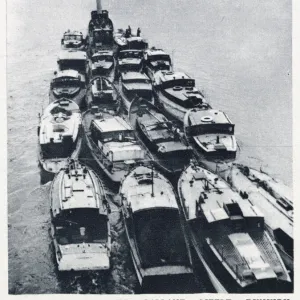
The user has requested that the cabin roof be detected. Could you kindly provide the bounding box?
[121,166,178,213]
[58,50,87,61]
[55,70,80,79]
[64,30,83,36]
[93,116,132,133]
[188,109,233,126]
[127,36,145,42]
[92,50,113,57]
[145,48,169,56]
[159,71,191,82]
[121,71,149,81]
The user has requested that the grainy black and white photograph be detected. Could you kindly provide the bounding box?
[7,0,294,295]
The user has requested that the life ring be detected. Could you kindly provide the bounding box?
[201,116,213,122]
[173,86,183,91]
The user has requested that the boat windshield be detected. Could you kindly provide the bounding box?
[123,78,151,84]
[92,55,113,63]
[101,130,136,142]
[58,60,86,73]
[189,124,235,135]
[162,78,195,89]
[149,54,171,62]
[119,51,143,59]
[52,77,80,88]
[54,209,108,245]
[64,34,82,41]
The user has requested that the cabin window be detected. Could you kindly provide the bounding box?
[148,54,171,62]
[189,124,235,135]
[64,35,82,41]
[52,77,80,88]
[58,60,86,73]
[162,78,195,89]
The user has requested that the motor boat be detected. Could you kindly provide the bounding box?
[82,110,147,184]
[38,99,82,174]
[129,97,193,175]
[49,70,86,108]
[87,50,115,81]
[87,76,119,108]
[144,48,172,81]
[50,160,111,271]
[61,30,86,50]
[119,71,153,111]
[57,50,87,77]
[227,164,293,275]
[184,108,237,160]
[116,49,144,77]
[118,165,194,289]
[177,162,292,293]
[153,70,210,122]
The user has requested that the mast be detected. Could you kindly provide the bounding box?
[96,0,102,13]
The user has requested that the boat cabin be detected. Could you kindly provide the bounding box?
[144,48,172,72]
[126,36,148,50]
[118,50,144,73]
[91,50,114,63]
[61,30,84,48]
[187,109,235,136]
[51,70,84,89]
[57,50,87,74]
[91,77,114,103]
[121,71,152,100]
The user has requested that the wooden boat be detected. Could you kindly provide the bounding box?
[49,70,86,108]
[116,49,144,77]
[37,99,82,174]
[227,164,293,274]
[119,71,153,111]
[177,162,292,293]
[184,108,237,160]
[87,50,115,81]
[50,160,111,271]
[128,97,193,175]
[153,70,210,122]
[144,47,172,81]
[87,76,119,108]
[118,165,194,288]
[83,103,148,183]
[61,30,86,50]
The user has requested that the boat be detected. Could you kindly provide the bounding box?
[129,97,193,175]
[177,162,292,293]
[37,99,82,175]
[50,160,111,271]
[118,165,194,289]
[227,164,293,274]
[119,71,153,111]
[116,49,144,78]
[82,108,147,183]
[61,30,86,50]
[153,70,210,122]
[114,28,148,54]
[49,70,86,108]
[184,108,237,160]
[87,50,115,81]
[87,76,119,108]
[144,47,172,81]
[87,0,114,56]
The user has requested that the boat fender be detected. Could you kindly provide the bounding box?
[201,116,213,122]
[173,86,182,91]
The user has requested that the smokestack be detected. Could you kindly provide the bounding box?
[96,0,102,13]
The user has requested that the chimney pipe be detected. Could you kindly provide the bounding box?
[96,0,102,14]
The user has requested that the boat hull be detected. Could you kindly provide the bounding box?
[49,89,86,109]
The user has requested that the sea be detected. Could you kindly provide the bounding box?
[7,0,292,294]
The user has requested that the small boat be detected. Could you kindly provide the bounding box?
[38,99,82,174]
[82,108,147,183]
[116,49,144,77]
[87,76,119,108]
[153,70,210,122]
[114,29,148,53]
[144,48,172,81]
[61,30,86,50]
[177,163,292,293]
[227,164,293,274]
[87,50,115,81]
[119,71,153,111]
[50,160,111,271]
[49,70,86,108]
[118,165,194,288]
[184,108,237,160]
[57,50,87,78]
[129,97,193,175]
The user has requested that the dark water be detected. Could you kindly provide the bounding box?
[7,0,292,294]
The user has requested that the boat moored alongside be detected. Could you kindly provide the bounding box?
[177,163,292,293]
[50,160,111,271]
[119,165,194,289]
[61,30,86,50]
[38,99,82,174]
[116,49,144,77]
